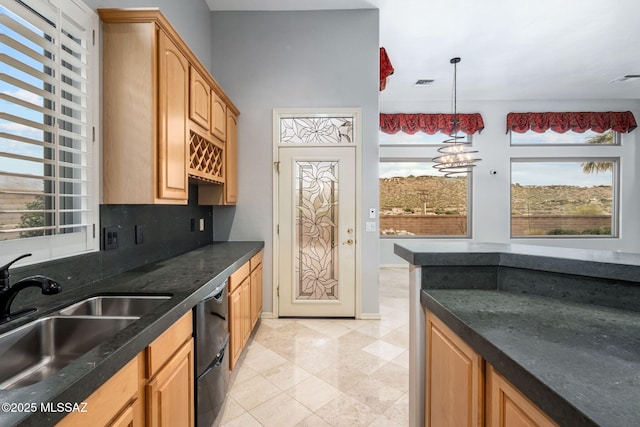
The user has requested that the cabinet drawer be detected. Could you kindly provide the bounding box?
[229,261,250,293]
[146,311,192,378]
[250,250,263,271]
[56,355,140,427]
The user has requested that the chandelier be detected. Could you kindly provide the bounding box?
[433,57,481,177]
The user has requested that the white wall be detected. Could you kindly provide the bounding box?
[84,0,213,69]
[209,10,380,316]
[380,99,640,265]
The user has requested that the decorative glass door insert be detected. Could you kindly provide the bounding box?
[295,161,339,300]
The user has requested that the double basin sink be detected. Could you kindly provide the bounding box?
[0,295,171,390]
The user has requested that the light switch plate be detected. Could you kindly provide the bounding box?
[199,218,205,232]
[366,221,376,232]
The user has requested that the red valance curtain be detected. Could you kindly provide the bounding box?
[380,47,394,91]
[379,113,485,135]
[506,111,637,134]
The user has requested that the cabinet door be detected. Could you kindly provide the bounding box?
[487,365,558,427]
[426,312,483,427]
[56,355,141,427]
[229,287,243,370]
[146,339,194,427]
[189,66,211,131]
[241,277,251,346]
[211,91,226,141]
[157,29,188,201]
[224,110,238,204]
[110,400,141,427]
[250,263,262,328]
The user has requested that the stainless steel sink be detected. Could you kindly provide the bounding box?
[59,295,170,317]
[0,316,136,390]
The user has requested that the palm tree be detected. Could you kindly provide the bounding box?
[581,131,614,174]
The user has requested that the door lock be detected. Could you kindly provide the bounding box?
[342,239,354,246]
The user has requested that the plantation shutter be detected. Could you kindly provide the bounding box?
[0,0,96,246]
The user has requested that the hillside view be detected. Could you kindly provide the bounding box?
[380,175,612,216]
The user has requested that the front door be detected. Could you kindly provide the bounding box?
[275,111,358,317]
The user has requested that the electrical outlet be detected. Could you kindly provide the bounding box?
[103,226,119,250]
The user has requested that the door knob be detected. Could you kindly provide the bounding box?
[342,239,354,246]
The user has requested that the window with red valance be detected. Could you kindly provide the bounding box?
[379,113,485,135]
[506,111,637,134]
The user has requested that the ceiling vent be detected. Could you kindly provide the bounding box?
[414,79,435,86]
[609,74,640,83]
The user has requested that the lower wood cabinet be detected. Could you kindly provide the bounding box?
[229,250,263,370]
[56,312,193,427]
[146,339,194,427]
[426,312,483,427]
[56,353,144,427]
[426,311,558,427]
[486,365,557,427]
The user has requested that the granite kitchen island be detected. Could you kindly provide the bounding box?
[394,242,640,427]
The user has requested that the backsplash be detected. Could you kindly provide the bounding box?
[10,185,214,310]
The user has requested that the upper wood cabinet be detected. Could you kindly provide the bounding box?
[225,110,239,204]
[211,91,227,141]
[189,66,212,132]
[157,30,189,201]
[100,12,188,204]
[99,9,240,205]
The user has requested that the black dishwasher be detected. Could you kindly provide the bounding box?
[194,279,229,427]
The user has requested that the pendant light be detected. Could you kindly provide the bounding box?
[433,57,481,177]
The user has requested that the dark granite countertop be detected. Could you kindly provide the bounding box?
[0,241,263,427]
[395,242,640,427]
[395,241,640,282]
[421,289,640,427]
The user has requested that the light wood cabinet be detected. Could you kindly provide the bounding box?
[211,91,227,141]
[486,365,558,427]
[145,311,194,427]
[229,282,243,370]
[146,339,194,427]
[100,11,188,204]
[157,30,189,201]
[225,110,239,205]
[426,311,559,427]
[228,250,263,370]
[56,354,144,427]
[426,312,484,427]
[100,9,240,205]
[189,66,212,132]
[250,251,263,328]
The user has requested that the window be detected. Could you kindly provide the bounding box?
[380,160,470,237]
[380,131,471,146]
[511,159,618,237]
[0,0,99,262]
[511,129,619,145]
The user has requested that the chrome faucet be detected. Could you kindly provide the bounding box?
[0,254,61,322]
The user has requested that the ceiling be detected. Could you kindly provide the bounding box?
[206,0,640,107]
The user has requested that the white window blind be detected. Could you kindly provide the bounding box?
[0,0,98,262]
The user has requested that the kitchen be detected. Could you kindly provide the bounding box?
[0,0,639,426]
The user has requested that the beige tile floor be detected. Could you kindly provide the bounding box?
[217,267,410,427]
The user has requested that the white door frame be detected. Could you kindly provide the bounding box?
[272,108,362,318]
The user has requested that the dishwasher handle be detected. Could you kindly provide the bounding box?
[203,280,227,303]
[198,335,229,379]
